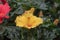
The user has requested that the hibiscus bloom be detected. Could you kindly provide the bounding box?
[0,0,11,23]
[15,8,43,29]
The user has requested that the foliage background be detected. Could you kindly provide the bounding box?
[0,0,60,40]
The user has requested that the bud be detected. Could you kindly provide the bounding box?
[39,11,43,17]
[53,19,59,25]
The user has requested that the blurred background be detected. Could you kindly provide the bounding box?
[0,0,60,40]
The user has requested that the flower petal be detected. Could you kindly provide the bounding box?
[1,0,6,4]
[0,18,3,24]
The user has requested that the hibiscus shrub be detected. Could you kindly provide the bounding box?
[0,0,60,40]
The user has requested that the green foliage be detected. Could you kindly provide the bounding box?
[0,25,60,40]
[0,0,60,40]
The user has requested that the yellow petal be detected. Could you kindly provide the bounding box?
[15,8,43,29]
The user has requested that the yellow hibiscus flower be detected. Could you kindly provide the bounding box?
[15,8,43,29]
